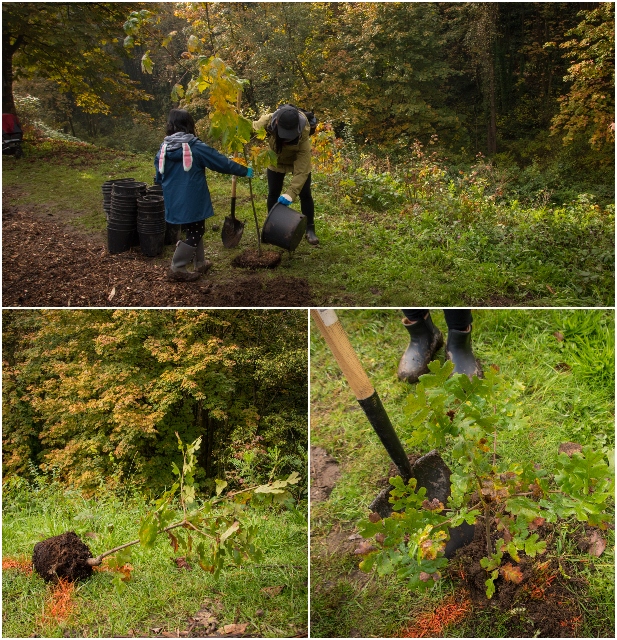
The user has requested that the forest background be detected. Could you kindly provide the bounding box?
[2,310,308,494]
[3,1,614,206]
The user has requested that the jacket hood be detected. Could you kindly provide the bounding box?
[162,132,197,152]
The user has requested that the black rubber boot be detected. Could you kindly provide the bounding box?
[168,241,200,282]
[305,224,319,245]
[397,313,444,383]
[445,327,483,379]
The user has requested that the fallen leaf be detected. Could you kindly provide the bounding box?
[108,286,116,301]
[221,622,249,635]
[587,531,606,557]
[553,331,565,342]
[150,628,162,634]
[261,585,283,597]
[175,557,192,571]
[500,562,524,584]
[528,517,546,531]
[347,533,362,541]
[354,541,377,555]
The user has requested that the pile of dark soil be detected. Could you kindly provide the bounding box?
[231,248,282,269]
[2,206,311,307]
[449,524,585,638]
[32,531,93,583]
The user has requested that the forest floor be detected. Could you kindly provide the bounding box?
[309,308,614,638]
[3,139,614,307]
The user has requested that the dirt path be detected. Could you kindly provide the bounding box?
[2,205,311,307]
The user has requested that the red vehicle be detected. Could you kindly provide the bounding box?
[2,113,24,158]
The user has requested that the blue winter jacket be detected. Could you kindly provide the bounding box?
[154,133,248,225]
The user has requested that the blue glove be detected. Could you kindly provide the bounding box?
[278,194,292,206]
[246,167,254,179]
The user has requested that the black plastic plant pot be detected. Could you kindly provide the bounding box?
[137,223,166,234]
[147,185,163,196]
[261,202,307,251]
[139,231,165,257]
[112,181,147,197]
[108,220,137,232]
[108,227,134,254]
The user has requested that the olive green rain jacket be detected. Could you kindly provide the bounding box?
[253,112,312,201]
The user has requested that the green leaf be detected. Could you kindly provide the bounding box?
[171,83,184,103]
[485,569,498,599]
[215,479,228,496]
[220,521,240,543]
[187,34,200,53]
[524,533,547,557]
[111,572,127,595]
[141,50,153,75]
[138,514,158,548]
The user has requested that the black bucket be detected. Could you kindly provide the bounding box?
[261,203,307,251]
[139,231,166,257]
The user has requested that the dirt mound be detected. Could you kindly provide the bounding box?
[232,248,282,269]
[32,531,93,583]
[450,524,584,637]
[2,207,311,307]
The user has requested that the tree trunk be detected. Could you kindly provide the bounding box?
[2,31,23,114]
[487,57,497,155]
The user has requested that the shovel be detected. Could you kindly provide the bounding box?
[221,173,245,248]
[311,309,475,558]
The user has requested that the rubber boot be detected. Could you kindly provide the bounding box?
[194,238,213,275]
[397,313,444,383]
[168,240,200,282]
[305,224,319,246]
[445,327,483,379]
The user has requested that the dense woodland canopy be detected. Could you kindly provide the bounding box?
[3,2,614,177]
[2,310,308,493]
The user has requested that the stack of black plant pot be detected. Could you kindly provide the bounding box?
[137,194,166,257]
[102,178,135,221]
[107,181,147,254]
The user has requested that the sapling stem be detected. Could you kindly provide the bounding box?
[244,149,262,257]
[86,482,269,567]
[86,520,191,566]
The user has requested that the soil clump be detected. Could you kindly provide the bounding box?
[32,531,94,583]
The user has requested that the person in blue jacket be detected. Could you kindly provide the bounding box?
[155,109,253,281]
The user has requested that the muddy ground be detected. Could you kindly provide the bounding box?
[2,203,312,307]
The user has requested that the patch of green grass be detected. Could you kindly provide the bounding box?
[3,139,613,306]
[310,308,614,638]
[2,480,307,638]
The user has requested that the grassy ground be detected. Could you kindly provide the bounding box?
[310,308,614,638]
[2,138,614,306]
[2,480,308,638]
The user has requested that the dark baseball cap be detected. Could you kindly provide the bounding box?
[274,106,301,140]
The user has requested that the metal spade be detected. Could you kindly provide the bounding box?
[221,174,245,248]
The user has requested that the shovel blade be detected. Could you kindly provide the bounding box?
[221,215,244,248]
[369,449,475,558]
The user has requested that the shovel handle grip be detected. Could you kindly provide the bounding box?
[311,309,374,400]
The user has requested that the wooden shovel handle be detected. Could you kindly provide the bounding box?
[311,309,374,400]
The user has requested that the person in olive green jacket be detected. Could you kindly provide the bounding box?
[253,104,318,245]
